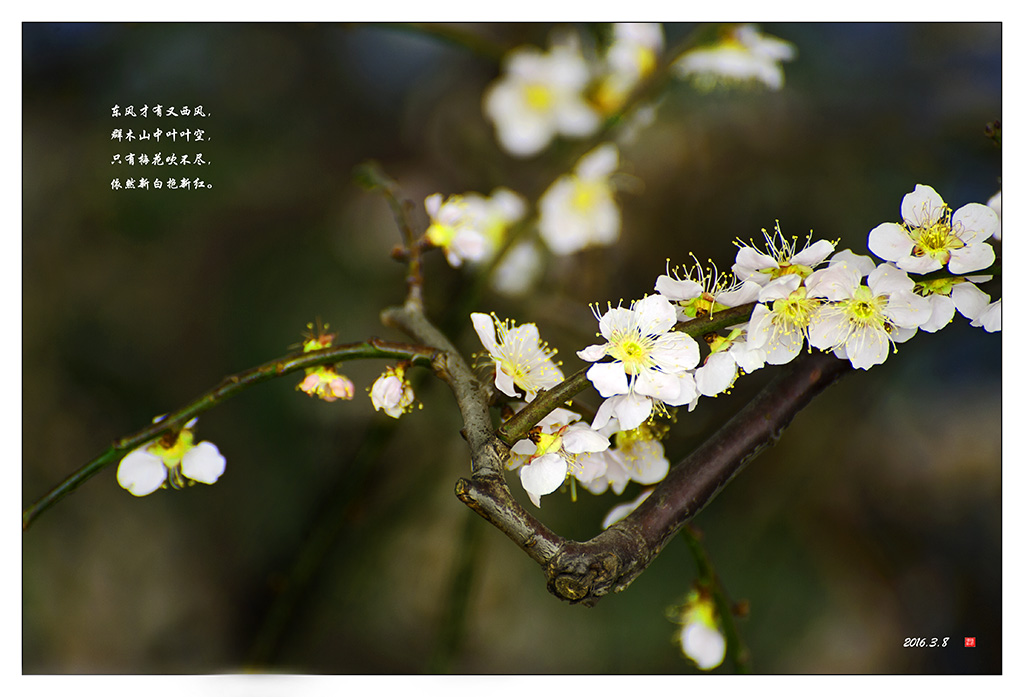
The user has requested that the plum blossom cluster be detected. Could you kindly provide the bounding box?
[477,182,999,509]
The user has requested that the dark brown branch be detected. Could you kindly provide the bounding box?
[457,350,853,606]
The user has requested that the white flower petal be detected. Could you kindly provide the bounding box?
[867,222,914,263]
[117,449,167,497]
[587,361,629,397]
[948,242,995,275]
[952,203,998,243]
[951,282,991,320]
[561,424,610,454]
[470,313,498,354]
[181,441,226,485]
[520,453,568,506]
[901,184,945,228]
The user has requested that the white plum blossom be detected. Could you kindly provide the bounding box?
[471,312,564,400]
[369,366,416,418]
[483,33,601,157]
[607,419,671,485]
[807,262,932,370]
[732,223,835,286]
[693,329,766,396]
[911,277,996,333]
[575,448,631,496]
[746,274,821,365]
[507,408,610,507]
[867,184,999,275]
[424,193,489,268]
[116,417,226,497]
[578,294,700,430]
[538,143,622,255]
[673,24,796,91]
[424,188,527,268]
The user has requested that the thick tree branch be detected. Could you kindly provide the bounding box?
[458,350,853,606]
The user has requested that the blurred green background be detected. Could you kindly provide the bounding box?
[22,22,1001,674]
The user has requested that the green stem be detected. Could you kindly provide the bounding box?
[22,338,438,530]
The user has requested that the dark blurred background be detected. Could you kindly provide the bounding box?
[22,23,1001,674]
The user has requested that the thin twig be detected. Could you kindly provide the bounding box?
[22,338,438,530]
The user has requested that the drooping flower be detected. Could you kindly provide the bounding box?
[538,143,622,255]
[867,184,999,275]
[369,365,416,418]
[578,294,700,430]
[471,312,564,400]
[296,322,355,402]
[807,261,932,370]
[116,417,226,497]
[732,222,836,286]
[483,32,601,157]
[673,24,796,91]
[669,589,727,671]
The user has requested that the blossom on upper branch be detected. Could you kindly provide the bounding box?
[732,222,835,286]
[673,24,796,91]
[656,256,759,323]
[578,294,700,430]
[867,184,998,275]
[471,312,564,400]
[483,32,600,157]
[117,417,226,497]
[538,143,622,255]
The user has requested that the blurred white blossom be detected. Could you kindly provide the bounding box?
[483,32,600,157]
[538,143,622,255]
[673,24,796,91]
